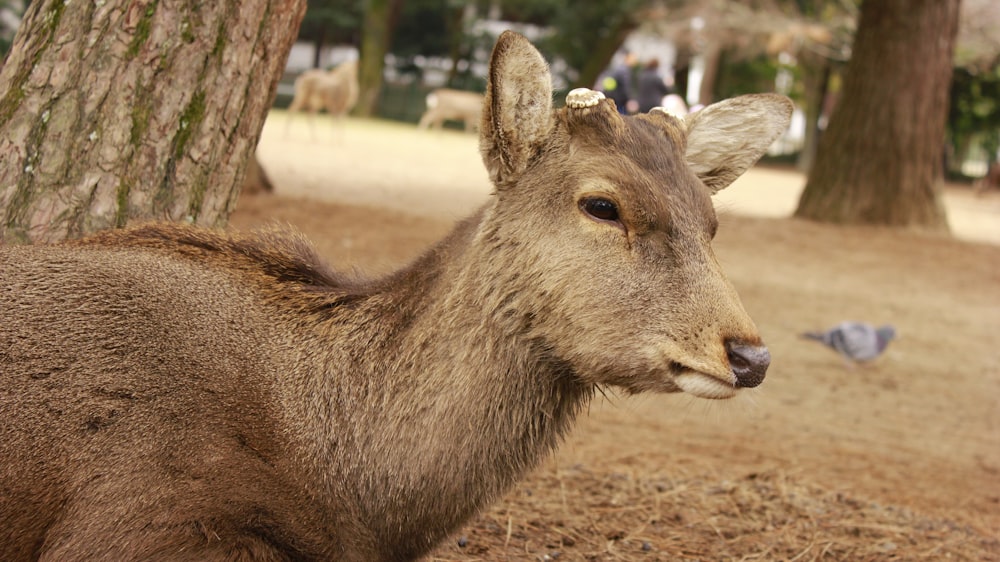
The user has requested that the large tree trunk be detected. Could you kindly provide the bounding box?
[0,0,306,244]
[794,0,959,230]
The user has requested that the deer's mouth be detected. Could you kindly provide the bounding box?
[672,369,738,400]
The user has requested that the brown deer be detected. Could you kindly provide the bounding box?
[417,88,485,132]
[0,31,791,561]
[283,58,359,139]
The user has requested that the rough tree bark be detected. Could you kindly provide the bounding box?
[794,0,959,231]
[0,0,306,244]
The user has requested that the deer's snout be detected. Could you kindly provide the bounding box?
[725,341,770,388]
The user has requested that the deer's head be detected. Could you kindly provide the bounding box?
[475,32,792,399]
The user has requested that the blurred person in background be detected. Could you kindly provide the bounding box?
[637,58,674,114]
[600,50,638,114]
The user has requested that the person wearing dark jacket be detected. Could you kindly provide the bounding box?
[637,58,673,114]
[600,51,637,114]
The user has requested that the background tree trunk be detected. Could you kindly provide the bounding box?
[0,0,306,244]
[697,41,722,107]
[572,19,637,91]
[795,56,832,174]
[793,0,959,231]
[355,0,403,118]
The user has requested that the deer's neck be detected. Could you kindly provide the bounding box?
[292,212,592,554]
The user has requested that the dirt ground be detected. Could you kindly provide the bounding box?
[234,113,1000,560]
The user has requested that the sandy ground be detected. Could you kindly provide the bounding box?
[233,112,1000,560]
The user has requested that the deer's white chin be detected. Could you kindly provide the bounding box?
[674,372,738,400]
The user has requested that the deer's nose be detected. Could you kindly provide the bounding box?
[725,342,770,388]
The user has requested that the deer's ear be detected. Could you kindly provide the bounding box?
[683,94,793,194]
[480,31,554,187]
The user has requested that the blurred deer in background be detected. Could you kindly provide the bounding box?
[283,59,358,140]
[0,31,791,561]
[417,88,484,132]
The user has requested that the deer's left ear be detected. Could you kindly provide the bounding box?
[479,31,554,188]
[683,94,793,194]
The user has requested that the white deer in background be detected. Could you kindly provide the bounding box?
[283,59,359,140]
[417,88,485,132]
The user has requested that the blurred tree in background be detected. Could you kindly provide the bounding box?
[948,0,1000,174]
[950,66,1000,173]
[794,0,960,230]
[391,0,486,88]
[298,0,362,68]
[3,0,997,240]
[770,1,856,172]
[0,0,27,57]
[356,0,404,116]
[327,0,997,187]
[641,0,854,173]
[392,0,467,61]
[540,0,652,90]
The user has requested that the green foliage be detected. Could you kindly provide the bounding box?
[388,1,498,90]
[298,0,653,93]
[713,51,784,102]
[539,0,645,78]
[392,0,459,59]
[492,0,561,25]
[949,65,1000,160]
[299,0,363,46]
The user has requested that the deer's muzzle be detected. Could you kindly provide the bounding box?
[725,342,770,388]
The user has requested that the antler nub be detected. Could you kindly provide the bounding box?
[566,88,605,109]
[650,106,686,120]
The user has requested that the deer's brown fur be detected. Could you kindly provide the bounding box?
[0,32,791,561]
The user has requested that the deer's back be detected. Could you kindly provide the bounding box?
[0,225,367,559]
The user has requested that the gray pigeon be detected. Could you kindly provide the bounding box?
[802,321,896,365]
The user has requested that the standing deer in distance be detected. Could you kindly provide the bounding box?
[417,88,485,132]
[283,58,358,139]
[0,31,792,561]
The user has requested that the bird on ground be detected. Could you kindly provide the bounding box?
[802,321,896,367]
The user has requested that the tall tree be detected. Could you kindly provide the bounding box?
[0,0,306,244]
[547,0,648,90]
[947,0,1000,173]
[355,0,404,117]
[794,0,960,230]
[766,2,856,173]
[298,0,363,69]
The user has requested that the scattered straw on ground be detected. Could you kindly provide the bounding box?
[428,461,998,561]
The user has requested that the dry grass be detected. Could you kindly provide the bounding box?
[429,461,998,561]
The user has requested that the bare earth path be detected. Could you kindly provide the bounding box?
[233,113,1000,560]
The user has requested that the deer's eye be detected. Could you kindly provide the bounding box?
[580,197,620,223]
